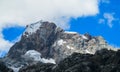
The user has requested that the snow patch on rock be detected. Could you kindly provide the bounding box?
[66,45,74,50]
[82,35,88,39]
[24,21,42,35]
[24,50,56,64]
[41,58,56,64]
[64,31,77,34]
[57,39,66,46]
[24,50,41,61]
[9,66,23,72]
[85,50,92,54]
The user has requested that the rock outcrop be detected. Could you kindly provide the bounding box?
[19,49,120,72]
[19,62,54,72]
[0,60,13,72]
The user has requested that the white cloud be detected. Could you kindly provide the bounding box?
[0,0,100,51]
[0,25,21,52]
[99,13,117,28]
[0,34,13,51]
[0,0,99,28]
[104,13,116,28]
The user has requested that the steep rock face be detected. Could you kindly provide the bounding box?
[3,21,116,68]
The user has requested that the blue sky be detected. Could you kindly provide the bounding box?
[2,26,25,42]
[0,0,120,54]
[69,0,120,47]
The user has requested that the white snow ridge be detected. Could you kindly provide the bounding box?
[64,31,77,34]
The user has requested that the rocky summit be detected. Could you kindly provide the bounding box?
[0,21,118,72]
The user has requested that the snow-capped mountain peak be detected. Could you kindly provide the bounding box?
[3,21,116,72]
[24,20,42,35]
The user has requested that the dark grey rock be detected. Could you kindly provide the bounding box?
[19,49,120,72]
[0,60,13,72]
[19,62,54,72]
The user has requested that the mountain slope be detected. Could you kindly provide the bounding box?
[1,21,117,71]
[19,49,120,72]
[0,60,13,72]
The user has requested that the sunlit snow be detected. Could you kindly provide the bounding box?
[24,50,56,64]
[24,21,42,35]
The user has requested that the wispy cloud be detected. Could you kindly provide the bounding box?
[99,13,118,28]
[98,18,105,24]
[104,13,116,28]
